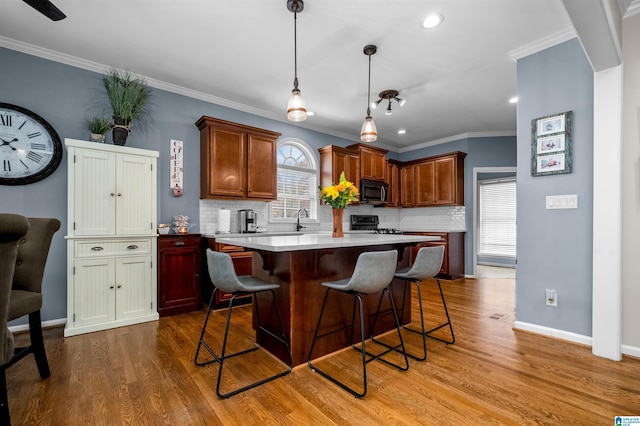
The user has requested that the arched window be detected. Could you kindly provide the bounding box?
[270,139,318,222]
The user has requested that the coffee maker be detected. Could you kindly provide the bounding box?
[238,209,258,233]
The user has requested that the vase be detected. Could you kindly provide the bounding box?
[112,117,130,146]
[332,208,344,238]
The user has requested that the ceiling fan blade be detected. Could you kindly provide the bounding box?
[22,0,66,21]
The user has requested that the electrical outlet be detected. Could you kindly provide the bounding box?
[545,288,558,307]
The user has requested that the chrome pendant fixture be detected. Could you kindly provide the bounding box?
[360,45,378,142]
[287,0,307,122]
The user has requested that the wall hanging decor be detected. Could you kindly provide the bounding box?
[531,110,573,177]
[170,139,184,196]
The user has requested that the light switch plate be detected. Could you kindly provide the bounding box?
[546,194,578,209]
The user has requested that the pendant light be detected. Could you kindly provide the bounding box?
[360,45,377,142]
[287,0,307,122]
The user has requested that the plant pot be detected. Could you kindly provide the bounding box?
[332,208,344,238]
[112,117,130,146]
[90,133,106,143]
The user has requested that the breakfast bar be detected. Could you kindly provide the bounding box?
[215,233,437,366]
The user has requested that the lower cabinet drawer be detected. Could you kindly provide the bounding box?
[74,239,152,257]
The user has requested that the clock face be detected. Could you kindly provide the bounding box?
[0,103,62,185]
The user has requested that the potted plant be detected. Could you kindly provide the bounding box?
[85,116,113,143]
[103,69,150,145]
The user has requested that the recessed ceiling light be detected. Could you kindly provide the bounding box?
[509,97,518,104]
[398,129,406,134]
[421,13,443,29]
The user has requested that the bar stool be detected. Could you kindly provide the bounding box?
[307,250,409,398]
[391,245,454,361]
[194,249,293,398]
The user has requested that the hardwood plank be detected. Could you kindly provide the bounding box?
[6,276,640,425]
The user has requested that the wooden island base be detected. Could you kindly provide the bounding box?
[250,244,415,366]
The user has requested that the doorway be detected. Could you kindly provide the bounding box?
[472,167,517,278]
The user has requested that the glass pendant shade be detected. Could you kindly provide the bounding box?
[360,116,377,142]
[287,88,307,122]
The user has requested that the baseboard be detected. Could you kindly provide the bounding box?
[513,321,592,346]
[622,344,640,359]
[9,318,66,334]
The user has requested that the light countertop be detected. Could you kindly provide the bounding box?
[213,233,439,252]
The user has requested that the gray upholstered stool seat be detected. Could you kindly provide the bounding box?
[391,245,455,361]
[307,249,408,398]
[194,249,292,398]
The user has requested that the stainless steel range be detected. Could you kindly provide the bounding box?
[350,215,404,234]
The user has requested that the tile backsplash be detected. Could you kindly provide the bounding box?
[200,199,465,234]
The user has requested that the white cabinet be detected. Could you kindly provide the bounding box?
[64,139,159,337]
[70,146,155,236]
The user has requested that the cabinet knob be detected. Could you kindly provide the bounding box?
[117,193,122,197]
[91,246,104,251]
[110,286,114,289]
[126,245,139,250]
[175,241,185,246]
[110,193,115,196]
[117,285,122,289]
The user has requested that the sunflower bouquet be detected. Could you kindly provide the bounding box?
[318,171,359,208]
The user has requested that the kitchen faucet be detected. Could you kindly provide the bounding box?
[296,208,308,232]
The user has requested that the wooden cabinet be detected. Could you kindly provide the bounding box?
[196,116,281,201]
[400,164,416,207]
[202,238,252,307]
[409,232,465,280]
[386,160,401,207]
[348,143,388,181]
[157,234,201,316]
[65,138,158,337]
[318,145,361,189]
[405,151,466,207]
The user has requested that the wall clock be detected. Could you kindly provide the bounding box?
[0,103,62,185]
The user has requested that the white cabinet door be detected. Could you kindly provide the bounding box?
[116,154,154,235]
[73,258,116,326]
[72,149,117,236]
[115,256,152,320]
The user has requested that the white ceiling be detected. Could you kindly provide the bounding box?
[0,0,580,151]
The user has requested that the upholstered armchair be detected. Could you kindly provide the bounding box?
[8,218,61,379]
[0,213,31,425]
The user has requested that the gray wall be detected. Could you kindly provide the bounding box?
[516,39,594,336]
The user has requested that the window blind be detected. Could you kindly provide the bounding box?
[478,179,516,257]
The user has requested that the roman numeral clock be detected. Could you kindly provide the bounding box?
[0,103,62,185]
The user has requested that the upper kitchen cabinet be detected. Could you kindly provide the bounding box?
[196,116,281,201]
[407,151,466,207]
[348,143,388,181]
[318,145,360,189]
[386,159,401,207]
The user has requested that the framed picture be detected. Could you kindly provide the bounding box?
[531,111,572,176]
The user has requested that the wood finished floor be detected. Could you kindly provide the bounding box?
[7,276,640,425]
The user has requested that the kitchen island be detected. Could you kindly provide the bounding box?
[214,233,438,366]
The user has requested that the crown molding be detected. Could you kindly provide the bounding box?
[508,27,577,61]
[0,35,362,144]
[397,131,517,154]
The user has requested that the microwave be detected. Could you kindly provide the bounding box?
[360,179,388,205]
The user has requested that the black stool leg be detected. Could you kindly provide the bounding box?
[371,281,427,361]
[195,288,292,399]
[422,278,455,344]
[308,289,369,398]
